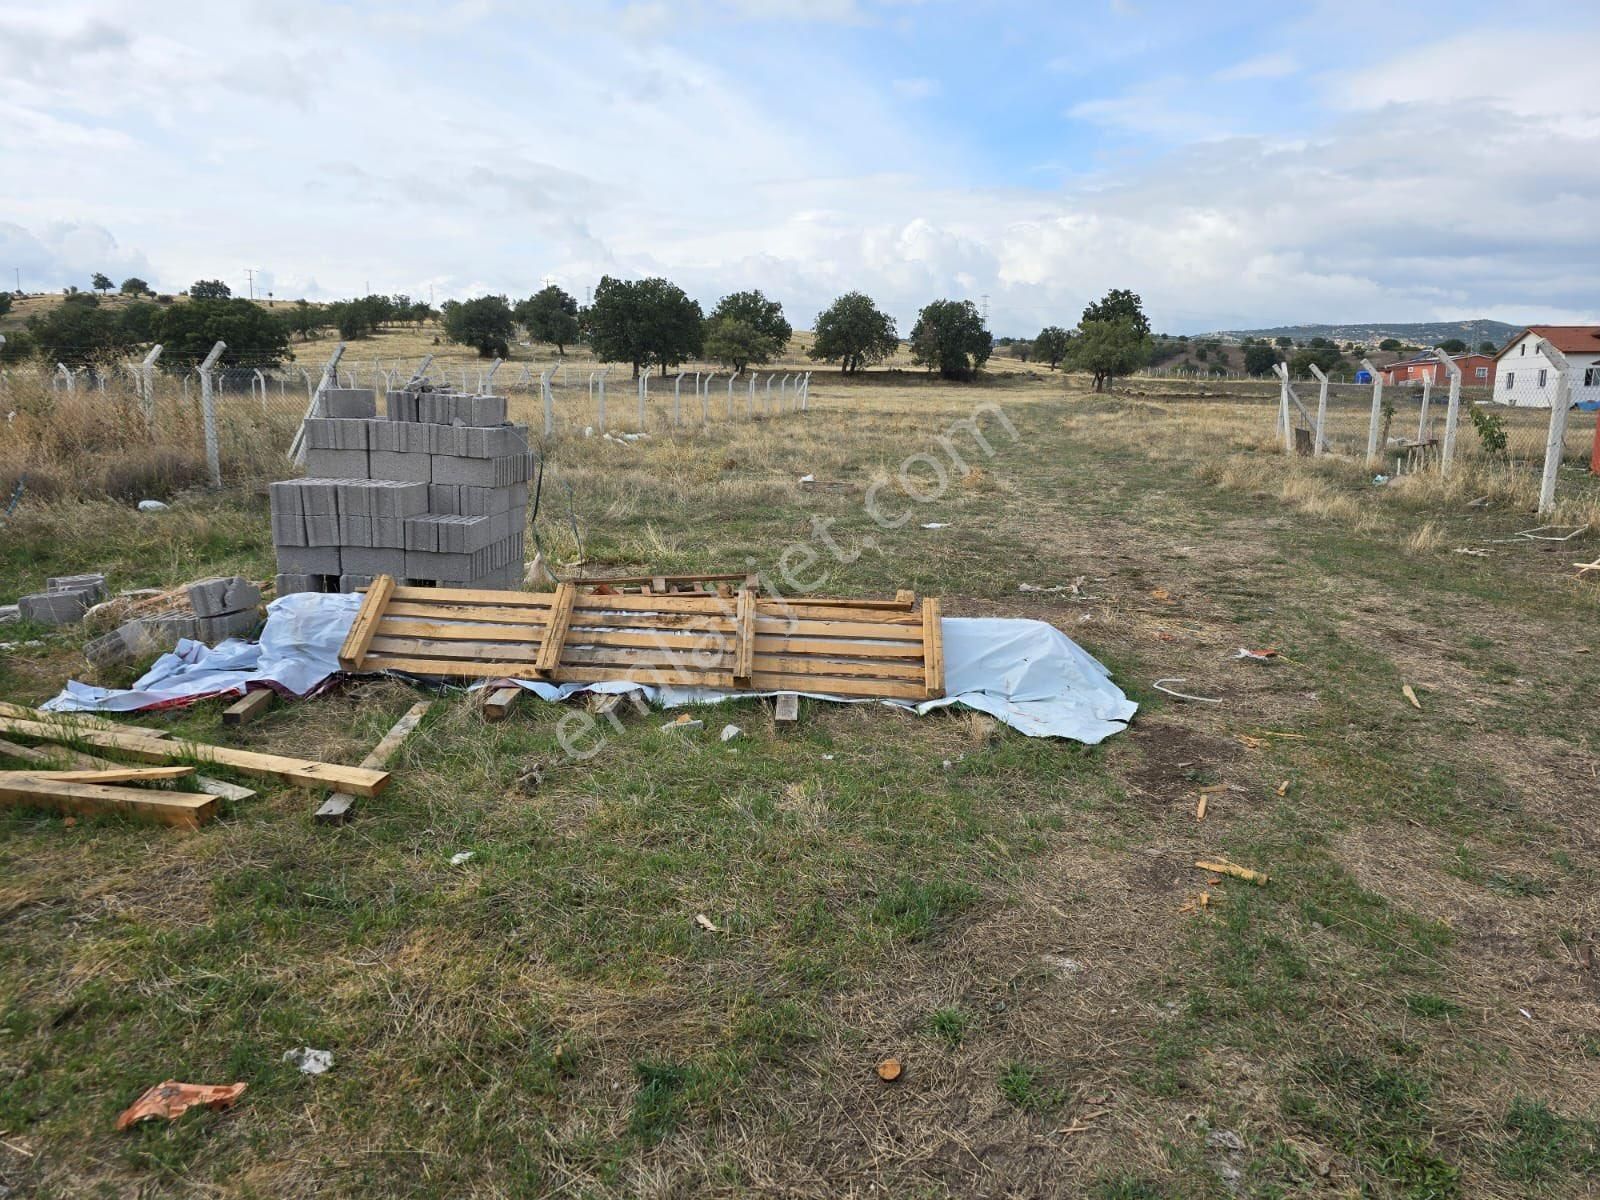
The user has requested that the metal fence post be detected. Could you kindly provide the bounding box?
[1308,364,1330,457]
[1538,340,1573,514]
[1431,348,1464,475]
[198,340,227,487]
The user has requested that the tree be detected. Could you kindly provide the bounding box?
[0,329,34,363]
[91,272,113,294]
[1033,325,1073,370]
[1289,345,1342,378]
[1437,338,1467,355]
[286,299,326,341]
[0,292,10,319]
[117,301,160,344]
[1477,340,1497,355]
[808,291,899,374]
[119,277,150,297]
[1081,288,1150,337]
[909,300,993,381]
[583,276,704,378]
[154,299,290,370]
[1378,338,1402,351]
[27,302,124,365]
[1013,340,1033,363]
[1244,344,1279,377]
[1070,319,1151,391]
[441,295,516,358]
[514,285,580,355]
[326,295,391,341]
[701,289,790,373]
[189,279,232,300]
[1276,335,1295,348]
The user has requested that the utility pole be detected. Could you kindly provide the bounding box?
[244,267,255,300]
[980,293,990,326]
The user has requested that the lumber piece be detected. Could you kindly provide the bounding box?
[1194,859,1269,887]
[0,716,389,796]
[0,734,249,798]
[533,582,577,676]
[0,701,172,738]
[0,773,217,829]
[733,587,756,683]
[315,701,431,825]
[774,693,800,726]
[0,766,195,784]
[338,574,395,671]
[921,597,945,699]
[221,689,276,727]
[481,686,522,723]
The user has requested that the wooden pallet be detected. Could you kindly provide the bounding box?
[339,577,945,700]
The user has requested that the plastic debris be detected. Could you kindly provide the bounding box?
[116,1080,247,1130]
[136,499,170,513]
[719,724,743,742]
[450,851,474,866]
[282,1047,334,1076]
[798,473,816,484]
[1372,475,1389,484]
[1153,678,1223,704]
[919,522,950,530]
[1232,648,1279,661]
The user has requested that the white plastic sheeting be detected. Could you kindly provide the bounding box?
[39,598,1136,744]
[41,592,360,713]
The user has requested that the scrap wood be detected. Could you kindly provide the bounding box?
[1153,678,1222,705]
[875,1058,903,1082]
[314,700,431,825]
[1194,859,1269,886]
[1515,525,1587,542]
[0,733,249,800]
[1402,684,1422,710]
[1573,559,1600,577]
[1195,794,1207,820]
[480,684,522,723]
[1275,780,1289,796]
[0,773,218,829]
[116,1081,247,1131]
[0,701,172,739]
[0,715,388,796]
[0,765,194,784]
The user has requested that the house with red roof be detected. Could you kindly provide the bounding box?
[1376,352,1497,389]
[1493,326,1600,408]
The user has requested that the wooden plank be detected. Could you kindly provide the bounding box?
[482,687,522,723]
[0,734,248,798]
[0,702,173,738]
[0,717,389,796]
[754,616,924,641]
[221,689,275,727]
[894,590,916,608]
[576,593,731,615]
[315,701,432,825]
[533,582,578,676]
[0,766,195,784]
[369,635,541,663]
[748,671,927,700]
[553,665,739,689]
[753,654,925,681]
[774,693,800,725]
[922,597,944,699]
[338,573,395,671]
[384,600,552,624]
[0,773,217,829]
[756,603,921,624]
[378,617,545,644]
[733,587,756,683]
[391,585,554,606]
[753,634,923,659]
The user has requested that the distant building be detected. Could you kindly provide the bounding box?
[1492,326,1600,408]
[1376,352,1497,389]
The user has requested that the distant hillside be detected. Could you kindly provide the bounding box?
[1198,319,1522,349]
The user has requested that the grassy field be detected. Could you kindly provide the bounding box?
[3,368,1600,1198]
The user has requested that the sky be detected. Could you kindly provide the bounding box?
[1,0,1597,336]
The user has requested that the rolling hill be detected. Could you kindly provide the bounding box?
[1197,319,1521,349]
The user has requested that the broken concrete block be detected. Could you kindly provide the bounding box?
[19,590,90,626]
[195,608,261,643]
[0,604,19,625]
[187,576,260,619]
[47,573,108,603]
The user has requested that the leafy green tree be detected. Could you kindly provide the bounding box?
[1013,340,1033,362]
[441,295,516,358]
[709,290,790,354]
[1244,344,1279,377]
[808,291,898,374]
[1288,345,1342,378]
[703,318,772,374]
[909,299,992,381]
[1378,338,1402,351]
[189,279,231,300]
[0,292,11,319]
[1477,341,1497,355]
[119,277,150,297]
[1276,335,1296,348]
[1081,288,1150,337]
[1070,319,1152,391]
[286,299,326,341]
[1033,325,1073,370]
[1437,338,1467,354]
[515,285,580,354]
[154,299,291,370]
[0,329,34,363]
[91,272,113,294]
[117,301,160,344]
[27,302,124,365]
[583,276,703,378]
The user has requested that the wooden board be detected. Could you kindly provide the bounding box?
[315,701,431,825]
[0,773,218,829]
[222,689,275,727]
[337,575,945,701]
[0,717,389,796]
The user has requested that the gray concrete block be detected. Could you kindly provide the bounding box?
[19,590,89,625]
[187,576,260,618]
[145,612,200,642]
[385,390,420,422]
[271,510,307,547]
[47,573,107,602]
[305,448,370,479]
[383,480,429,518]
[404,516,439,552]
[324,388,377,419]
[0,604,20,624]
[269,479,304,515]
[277,544,342,574]
[367,450,432,483]
[304,514,341,546]
[428,484,460,515]
[196,608,261,643]
[339,513,374,547]
[304,417,370,451]
[428,455,494,487]
[338,574,375,593]
[274,573,322,595]
[372,516,404,548]
[404,549,473,582]
[340,546,406,576]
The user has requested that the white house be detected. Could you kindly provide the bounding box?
[1492,326,1600,408]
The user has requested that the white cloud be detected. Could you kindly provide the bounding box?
[1215,51,1298,81]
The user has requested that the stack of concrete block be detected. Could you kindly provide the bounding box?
[83,576,262,669]
[270,386,530,595]
[18,574,108,626]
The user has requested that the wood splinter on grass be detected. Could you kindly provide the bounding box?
[1275,780,1289,797]
[875,1057,903,1082]
[693,913,721,933]
[1402,684,1422,710]
[1195,794,1207,820]
[1194,859,1268,887]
